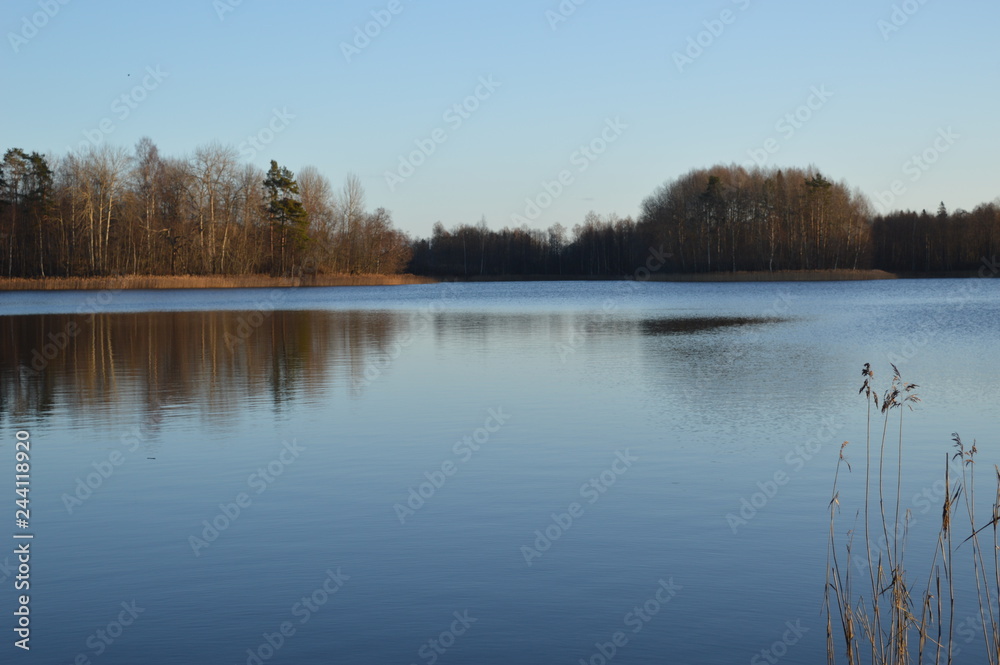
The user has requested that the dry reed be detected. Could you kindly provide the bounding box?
[826,364,999,664]
[0,273,437,291]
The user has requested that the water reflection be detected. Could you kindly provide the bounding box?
[640,315,788,335]
[0,310,405,424]
[1,282,998,665]
[1,309,805,428]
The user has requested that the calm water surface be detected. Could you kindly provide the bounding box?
[1,280,998,664]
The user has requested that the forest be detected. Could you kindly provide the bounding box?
[1,141,997,280]
[0,140,412,279]
[411,165,999,277]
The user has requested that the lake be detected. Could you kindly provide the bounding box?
[1,279,998,664]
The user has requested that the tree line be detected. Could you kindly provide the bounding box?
[413,165,999,277]
[871,203,1000,273]
[0,140,412,278]
[408,212,641,277]
[3,146,997,280]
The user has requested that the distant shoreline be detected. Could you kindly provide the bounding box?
[441,269,902,283]
[0,269,992,291]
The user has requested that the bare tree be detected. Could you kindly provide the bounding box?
[297,165,335,272]
[335,173,366,272]
[188,142,239,273]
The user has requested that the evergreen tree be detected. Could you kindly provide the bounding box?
[1,149,53,276]
[263,160,309,275]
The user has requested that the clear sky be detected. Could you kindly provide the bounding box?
[3,0,997,237]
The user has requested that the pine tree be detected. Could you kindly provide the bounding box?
[263,161,309,275]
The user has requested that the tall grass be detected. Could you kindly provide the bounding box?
[826,364,999,664]
[0,273,437,291]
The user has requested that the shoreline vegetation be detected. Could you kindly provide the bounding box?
[1,268,990,291]
[2,141,998,286]
[826,365,1000,664]
[0,274,436,291]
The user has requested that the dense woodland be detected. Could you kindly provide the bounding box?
[0,141,412,278]
[1,142,998,280]
[412,165,1000,277]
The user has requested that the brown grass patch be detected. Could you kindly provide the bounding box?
[0,274,437,291]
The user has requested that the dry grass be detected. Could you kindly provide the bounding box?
[826,364,1000,664]
[0,273,437,291]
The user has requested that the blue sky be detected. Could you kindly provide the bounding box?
[3,0,997,237]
